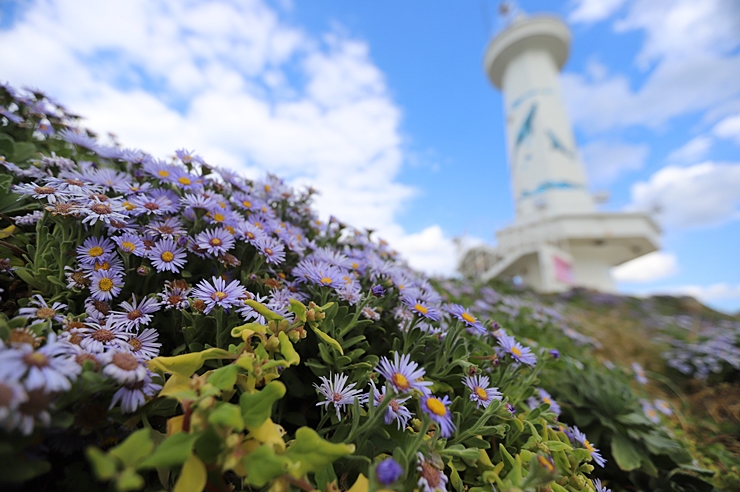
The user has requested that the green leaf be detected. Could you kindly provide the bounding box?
[243,444,292,487]
[209,402,244,431]
[149,347,233,378]
[137,432,202,470]
[173,453,207,492]
[207,364,239,390]
[108,429,154,468]
[244,299,283,321]
[0,134,15,158]
[542,440,572,452]
[288,298,307,322]
[283,427,355,476]
[240,381,286,430]
[279,331,300,365]
[116,467,145,492]
[12,142,37,162]
[310,324,344,355]
[616,412,653,426]
[611,434,644,471]
[86,446,119,480]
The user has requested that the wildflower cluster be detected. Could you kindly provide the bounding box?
[0,83,706,492]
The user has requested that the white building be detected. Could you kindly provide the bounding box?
[459,14,660,293]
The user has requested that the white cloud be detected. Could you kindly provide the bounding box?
[665,136,712,164]
[562,0,740,133]
[666,283,740,302]
[612,251,678,283]
[628,162,740,228]
[569,0,628,24]
[714,113,740,143]
[579,139,648,184]
[0,0,461,275]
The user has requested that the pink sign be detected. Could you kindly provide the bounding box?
[553,255,574,284]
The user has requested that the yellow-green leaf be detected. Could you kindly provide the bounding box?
[283,427,355,477]
[174,453,207,492]
[310,325,344,355]
[137,432,202,470]
[208,402,244,431]
[347,473,369,492]
[288,299,307,322]
[149,348,233,378]
[240,381,286,430]
[244,300,283,321]
[109,429,154,468]
[278,332,300,365]
[116,467,145,492]
[243,444,292,487]
[85,446,118,480]
[246,418,286,451]
[231,322,268,341]
[207,364,239,390]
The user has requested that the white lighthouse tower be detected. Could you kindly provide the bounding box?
[459,14,660,292]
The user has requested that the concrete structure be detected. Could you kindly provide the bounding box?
[459,14,660,293]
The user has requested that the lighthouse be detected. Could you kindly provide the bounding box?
[459,14,660,293]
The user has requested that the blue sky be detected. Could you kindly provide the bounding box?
[1,0,739,312]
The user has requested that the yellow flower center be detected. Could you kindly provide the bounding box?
[98,278,114,292]
[537,455,555,473]
[265,248,273,255]
[511,346,522,357]
[462,312,477,324]
[351,262,359,269]
[213,213,225,222]
[161,251,175,262]
[178,177,191,185]
[36,307,57,320]
[94,262,111,271]
[211,291,227,301]
[264,185,271,192]
[122,201,136,211]
[242,200,251,208]
[426,397,447,417]
[414,303,428,315]
[209,238,222,247]
[320,276,333,285]
[157,170,169,177]
[121,241,135,252]
[584,439,595,453]
[88,246,104,257]
[391,373,410,390]
[474,387,489,401]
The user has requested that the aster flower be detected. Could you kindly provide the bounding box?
[82,256,125,276]
[146,216,186,239]
[107,295,161,332]
[376,352,433,395]
[498,334,537,366]
[175,148,205,166]
[572,426,606,468]
[90,269,124,301]
[314,373,364,420]
[109,370,162,413]
[84,298,112,322]
[420,394,456,438]
[416,453,449,492]
[640,400,661,424]
[81,198,128,225]
[76,236,115,265]
[255,235,286,265]
[447,304,485,335]
[376,458,403,486]
[130,193,171,216]
[237,221,267,245]
[0,380,27,424]
[195,228,235,256]
[632,362,648,385]
[12,182,69,204]
[147,238,188,273]
[536,388,561,415]
[113,233,145,256]
[654,399,673,416]
[18,294,67,325]
[192,276,247,314]
[116,328,161,360]
[101,350,147,384]
[593,478,611,492]
[158,280,191,310]
[79,322,128,353]
[142,159,179,181]
[182,192,218,210]
[463,374,502,409]
[169,167,202,191]
[402,296,441,321]
[14,210,44,226]
[369,381,413,430]
[0,341,80,392]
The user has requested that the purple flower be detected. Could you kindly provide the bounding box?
[191,276,246,314]
[376,458,403,485]
[107,295,161,332]
[77,236,115,265]
[101,350,147,384]
[463,374,502,409]
[147,238,188,273]
[90,269,124,301]
[447,304,485,335]
[376,352,433,395]
[416,453,448,492]
[255,236,285,265]
[109,369,162,414]
[421,394,455,437]
[0,341,80,393]
[113,233,145,256]
[314,373,364,420]
[573,426,606,468]
[498,334,537,366]
[401,296,441,321]
[195,227,235,256]
[369,381,412,430]
[371,284,386,298]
